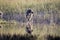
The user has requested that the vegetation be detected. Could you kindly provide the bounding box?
[0,0,60,40]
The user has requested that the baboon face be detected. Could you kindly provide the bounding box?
[26,9,33,17]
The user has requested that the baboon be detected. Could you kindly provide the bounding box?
[26,9,33,34]
[26,9,33,21]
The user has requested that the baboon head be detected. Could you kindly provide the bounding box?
[26,9,33,17]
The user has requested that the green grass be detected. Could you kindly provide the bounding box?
[0,21,60,40]
[0,20,60,40]
[0,0,60,40]
[0,0,60,13]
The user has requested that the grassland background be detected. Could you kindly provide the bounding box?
[0,0,60,40]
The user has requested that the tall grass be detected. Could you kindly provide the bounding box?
[0,0,60,40]
[0,0,60,13]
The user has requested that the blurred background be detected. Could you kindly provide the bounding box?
[0,0,60,40]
